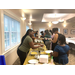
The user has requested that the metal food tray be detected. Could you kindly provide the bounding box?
[38,48,44,51]
[40,51,47,55]
[30,50,39,56]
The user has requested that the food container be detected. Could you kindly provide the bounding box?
[30,51,39,56]
[39,55,48,64]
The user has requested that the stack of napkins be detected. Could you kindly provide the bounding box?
[39,55,48,63]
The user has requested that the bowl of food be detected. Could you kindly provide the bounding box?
[30,51,38,56]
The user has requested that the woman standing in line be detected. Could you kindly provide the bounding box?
[44,30,51,50]
[17,29,42,65]
[50,28,59,51]
[50,34,70,65]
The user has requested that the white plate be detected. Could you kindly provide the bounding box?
[45,50,53,53]
[26,64,34,65]
[34,45,40,47]
[28,59,38,64]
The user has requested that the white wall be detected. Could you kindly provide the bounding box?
[0,9,26,65]
[32,22,75,37]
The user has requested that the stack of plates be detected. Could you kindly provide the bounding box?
[45,50,53,54]
[28,59,38,64]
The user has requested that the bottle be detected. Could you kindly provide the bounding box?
[48,53,50,61]
[48,53,50,57]
[51,56,53,64]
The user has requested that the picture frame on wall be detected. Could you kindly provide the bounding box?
[63,29,68,35]
[70,29,75,34]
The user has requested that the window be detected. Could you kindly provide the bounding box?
[58,28,60,33]
[26,26,29,31]
[4,15,20,51]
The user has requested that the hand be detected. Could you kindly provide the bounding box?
[37,43,40,45]
[40,44,44,47]
[50,52,53,56]
[39,45,41,48]
[49,38,52,41]
[45,38,47,40]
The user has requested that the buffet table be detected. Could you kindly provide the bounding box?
[23,44,55,65]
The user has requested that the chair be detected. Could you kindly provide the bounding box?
[0,55,6,65]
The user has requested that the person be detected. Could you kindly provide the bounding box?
[35,31,38,37]
[50,28,59,51]
[17,29,43,65]
[40,31,44,38]
[49,30,53,35]
[33,31,36,37]
[44,30,51,50]
[50,34,70,65]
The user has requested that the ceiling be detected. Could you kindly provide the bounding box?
[9,9,75,24]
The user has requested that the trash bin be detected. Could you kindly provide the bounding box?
[0,55,6,65]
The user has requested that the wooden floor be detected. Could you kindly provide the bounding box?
[13,50,75,65]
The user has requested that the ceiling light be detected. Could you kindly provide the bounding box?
[64,21,66,24]
[28,22,32,25]
[63,24,66,27]
[30,16,32,19]
[49,22,51,27]
[49,24,51,27]
[63,21,66,27]
[30,14,32,19]
[23,17,26,20]
[59,19,64,22]
[52,21,59,24]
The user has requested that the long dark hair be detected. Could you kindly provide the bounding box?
[18,29,33,49]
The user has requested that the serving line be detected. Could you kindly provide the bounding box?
[23,44,55,65]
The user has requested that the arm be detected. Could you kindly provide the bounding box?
[50,34,58,43]
[29,42,41,49]
[50,45,59,57]
[50,51,58,57]
[33,43,40,45]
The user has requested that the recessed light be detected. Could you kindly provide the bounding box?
[42,19,46,22]
[47,14,67,18]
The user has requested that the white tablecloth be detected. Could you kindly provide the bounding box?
[66,38,75,44]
